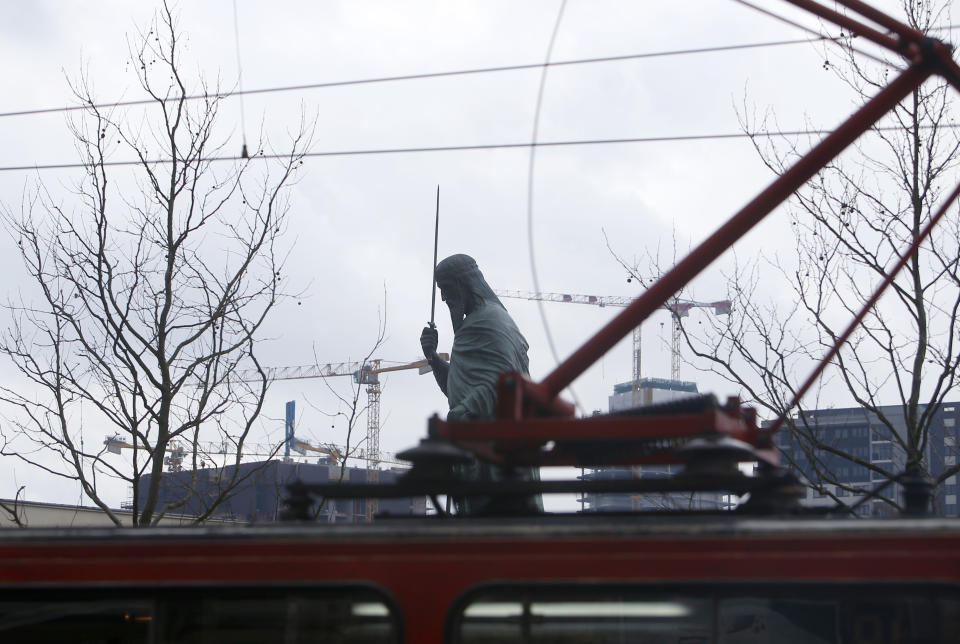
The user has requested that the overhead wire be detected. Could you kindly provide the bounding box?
[1,124,955,174]
[0,36,857,121]
[2,14,957,124]
[0,10,944,174]
[0,15,933,177]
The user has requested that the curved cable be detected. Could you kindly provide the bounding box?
[526,0,586,415]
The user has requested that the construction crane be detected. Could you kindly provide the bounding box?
[238,355,446,520]
[664,298,732,380]
[280,400,410,467]
[103,432,406,472]
[238,355,447,469]
[103,435,288,472]
[494,289,730,391]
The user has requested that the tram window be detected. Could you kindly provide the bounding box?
[0,586,399,643]
[454,589,711,643]
[451,584,960,644]
[0,598,153,643]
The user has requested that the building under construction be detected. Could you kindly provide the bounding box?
[581,378,728,512]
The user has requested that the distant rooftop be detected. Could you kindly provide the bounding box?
[613,378,698,395]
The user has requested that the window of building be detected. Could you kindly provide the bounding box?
[871,428,891,442]
[945,418,956,428]
[947,494,957,506]
[0,586,400,643]
[947,455,957,467]
[946,436,956,447]
[451,584,960,643]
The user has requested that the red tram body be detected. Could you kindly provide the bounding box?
[2,517,960,641]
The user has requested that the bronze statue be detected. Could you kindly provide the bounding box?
[420,254,541,512]
[420,254,529,419]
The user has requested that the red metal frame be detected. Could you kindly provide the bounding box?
[433,396,771,466]
[442,0,960,459]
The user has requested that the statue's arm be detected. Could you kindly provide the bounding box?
[421,325,449,395]
[429,353,450,395]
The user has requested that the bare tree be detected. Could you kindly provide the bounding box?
[616,1,960,512]
[0,3,312,526]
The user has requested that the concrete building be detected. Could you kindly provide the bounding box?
[138,459,426,523]
[0,498,239,528]
[583,378,727,512]
[0,460,424,527]
[774,402,960,517]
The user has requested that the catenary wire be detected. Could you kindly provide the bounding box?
[0,125,953,174]
[1,15,957,123]
[0,37,856,121]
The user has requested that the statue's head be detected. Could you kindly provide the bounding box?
[435,254,504,331]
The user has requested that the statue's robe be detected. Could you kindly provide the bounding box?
[446,304,542,512]
[447,305,528,419]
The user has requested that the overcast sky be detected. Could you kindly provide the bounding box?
[0,0,935,509]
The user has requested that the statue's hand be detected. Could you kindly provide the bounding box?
[447,405,468,421]
[420,325,439,359]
